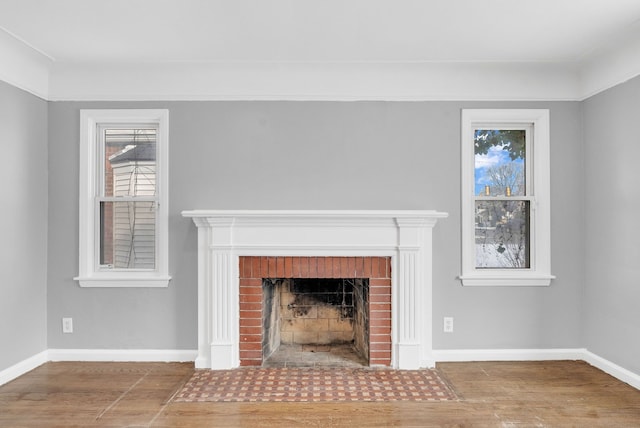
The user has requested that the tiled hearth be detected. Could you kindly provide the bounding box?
[182,210,447,370]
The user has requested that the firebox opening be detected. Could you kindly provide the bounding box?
[262,278,370,367]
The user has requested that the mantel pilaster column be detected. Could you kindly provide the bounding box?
[192,217,239,369]
[394,217,436,369]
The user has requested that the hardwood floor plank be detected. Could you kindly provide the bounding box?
[0,360,638,427]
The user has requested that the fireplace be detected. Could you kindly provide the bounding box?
[182,210,447,370]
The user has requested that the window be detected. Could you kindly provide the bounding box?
[460,109,554,286]
[75,110,170,287]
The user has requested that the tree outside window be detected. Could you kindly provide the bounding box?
[474,129,530,269]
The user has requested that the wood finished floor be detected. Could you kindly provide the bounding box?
[0,360,639,427]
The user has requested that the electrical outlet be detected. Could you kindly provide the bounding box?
[443,317,454,333]
[62,317,73,333]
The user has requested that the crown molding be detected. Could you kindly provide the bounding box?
[0,27,51,99]
[578,22,640,100]
[2,28,639,102]
[47,60,583,102]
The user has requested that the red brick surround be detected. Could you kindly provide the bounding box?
[239,256,392,367]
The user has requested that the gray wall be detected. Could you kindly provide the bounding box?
[583,75,640,374]
[0,81,48,371]
[47,100,584,352]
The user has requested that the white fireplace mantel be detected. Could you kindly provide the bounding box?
[182,209,448,370]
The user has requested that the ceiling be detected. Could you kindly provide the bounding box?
[1,0,640,100]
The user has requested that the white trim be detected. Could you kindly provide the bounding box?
[0,349,196,385]
[583,351,640,391]
[73,276,172,288]
[0,351,48,386]
[186,209,448,223]
[460,109,554,287]
[2,17,640,104]
[458,274,556,287]
[433,348,586,362]
[433,348,640,391]
[0,27,51,99]
[47,61,581,102]
[47,349,197,362]
[2,348,638,391]
[2,52,638,102]
[75,109,170,288]
[578,20,640,101]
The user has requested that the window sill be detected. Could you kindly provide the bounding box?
[74,274,171,288]
[459,273,555,287]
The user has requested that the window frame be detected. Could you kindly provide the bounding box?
[460,109,554,286]
[75,109,171,287]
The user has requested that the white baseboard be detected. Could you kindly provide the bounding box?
[0,351,48,387]
[47,349,198,363]
[432,348,586,362]
[3,348,639,392]
[433,348,640,391]
[583,350,640,391]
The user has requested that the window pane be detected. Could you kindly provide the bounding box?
[100,201,156,269]
[103,129,156,197]
[475,200,530,268]
[474,129,526,196]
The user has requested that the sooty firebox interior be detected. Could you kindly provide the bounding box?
[262,278,369,366]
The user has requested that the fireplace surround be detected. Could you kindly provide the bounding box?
[182,210,447,370]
